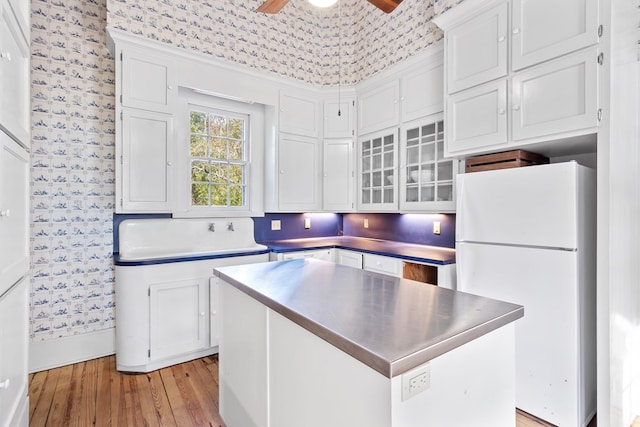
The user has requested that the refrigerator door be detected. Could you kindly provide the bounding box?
[457,242,588,426]
[456,162,580,249]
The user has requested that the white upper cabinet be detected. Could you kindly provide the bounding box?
[357,128,398,211]
[400,117,457,212]
[0,0,30,147]
[119,109,174,212]
[447,79,508,154]
[400,59,445,122]
[279,90,321,137]
[511,0,598,71]
[357,80,400,135]
[276,133,321,211]
[323,139,354,212]
[121,47,175,113]
[324,96,355,138]
[446,2,508,94]
[511,47,598,141]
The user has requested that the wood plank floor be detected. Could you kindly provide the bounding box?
[29,355,597,427]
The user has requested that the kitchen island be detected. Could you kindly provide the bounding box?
[214,259,524,427]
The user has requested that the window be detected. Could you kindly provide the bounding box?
[189,108,249,208]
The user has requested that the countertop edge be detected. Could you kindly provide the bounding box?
[113,249,271,266]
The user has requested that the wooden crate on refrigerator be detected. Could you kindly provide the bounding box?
[465,150,549,173]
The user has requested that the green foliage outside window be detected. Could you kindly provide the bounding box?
[189,110,247,207]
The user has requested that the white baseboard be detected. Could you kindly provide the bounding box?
[29,328,115,373]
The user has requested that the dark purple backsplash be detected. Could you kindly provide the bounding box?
[254,212,455,248]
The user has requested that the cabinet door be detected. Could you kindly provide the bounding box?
[150,279,208,361]
[278,134,321,211]
[357,128,398,211]
[324,96,355,138]
[363,253,401,277]
[282,249,334,261]
[121,48,175,113]
[512,0,598,71]
[400,61,444,122]
[336,250,363,269]
[279,90,321,137]
[511,47,598,141]
[400,118,456,212]
[0,4,30,146]
[0,277,28,427]
[446,2,508,94]
[323,139,354,212]
[357,80,400,135]
[120,109,174,212]
[0,133,28,296]
[446,79,508,155]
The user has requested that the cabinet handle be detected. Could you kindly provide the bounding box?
[200,312,205,316]
[167,85,173,90]
[498,36,505,42]
[0,209,10,217]
[512,28,520,35]
[0,379,9,389]
[0,52,11,61]
[512,104,521,111]
[498,108,506,115]
[280,170,284,174]
[167,161,172,166]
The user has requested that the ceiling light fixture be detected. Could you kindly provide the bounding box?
[308,0,338,8]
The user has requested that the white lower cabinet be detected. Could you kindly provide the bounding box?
[0,276,29,427]
[363,253,403,277]
[149,278,208,362]
[271,249,335,262]
[336,250,363,269]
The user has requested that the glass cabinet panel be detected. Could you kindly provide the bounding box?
[358,129,397,210]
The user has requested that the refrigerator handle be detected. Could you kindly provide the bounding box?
[456,175,465,242]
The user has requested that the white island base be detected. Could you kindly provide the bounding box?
[219,281,516,427]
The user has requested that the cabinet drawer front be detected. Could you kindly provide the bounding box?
[511,47,598,141]
[363,254,401,276]
[446,79,508,155]
[446,2,508,94]
[512,0,598,71]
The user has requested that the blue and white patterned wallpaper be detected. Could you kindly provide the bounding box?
[28,0,464,343]
[30,0,116,341]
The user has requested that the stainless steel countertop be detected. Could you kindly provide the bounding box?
[214,259,523,378]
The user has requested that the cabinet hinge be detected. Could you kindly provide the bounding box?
[120,111,123,120]
[597,108,603,122]
[120,198,123,207]
[120,94,123,104]
[352,100,355,106]
[597,52,604,65]
[120,155,123,165]
[120,52,123,61]
[148,349,151,358]
[352,129,354,136]
[597,25,603,38]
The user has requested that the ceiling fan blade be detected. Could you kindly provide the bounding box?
[257,0,290,13]
[366,0,403,13]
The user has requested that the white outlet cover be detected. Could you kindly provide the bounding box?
[401,363,431,401]
[271,220,281,231]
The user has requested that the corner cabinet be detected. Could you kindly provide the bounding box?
[323,139,354,212]
[357,128,398,211]
[399,117,457,212]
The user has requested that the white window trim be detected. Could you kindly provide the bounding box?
[174,88,265,218]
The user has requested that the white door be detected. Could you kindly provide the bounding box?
[456,162,581,249]
[446,79,508,155]
[456,242,585,426]
[278,134,321,211]
[511,47,598,141]
[357,80,400,135]
[511,0,599,71]
[0,134,29,296]
[279,90,321,137]
[357,128,398,211]
[121,47,174,113]
[150,279,208,361]
[323,139,354,212]
[120,108,174,212]
[446,1,508,94]
[324,97,355,138]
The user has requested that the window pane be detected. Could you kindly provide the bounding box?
[209,115,227,136]
[192,183,209,205]
[190,112,207,134]
[229,165,243,184]
[211,163,228,183]
[229,185,243,206]
[211,185,228,206]
[191,161,210,182]
[190,135,208,157]
[211,138,226,159]
[229,140,243,161]
[228,118,244,139]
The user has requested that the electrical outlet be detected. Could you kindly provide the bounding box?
[271,220,281,231]
[304,218,311,229]
[433,221,441,235]
[401,363,431,401]
[364,218,369,228]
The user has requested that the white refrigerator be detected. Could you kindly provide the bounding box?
[456,161,596,427]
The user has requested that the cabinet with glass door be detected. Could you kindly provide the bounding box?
[357,128,398,211]
[400,117,457,212]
